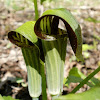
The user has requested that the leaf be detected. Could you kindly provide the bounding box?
[0,95,20,100]
[66,67,86,83]
[34,8,84,61]
[40,0,46,4]
[40,0,54,4]
[85,17,100,23]
[91,77,100,85]
[0,95,4,100]
[65,67,94,87]
[55,83,100,100]
[3,96,19,100]
[93,34,100,41]
[82,44,94,51]
[21,82,27,87]
[16,77,24,83]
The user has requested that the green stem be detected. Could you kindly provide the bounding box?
[32,97,39,100]
[51,94,59,100]
[33,0,39,20]
[40,60,47,100]
[71,66,100,93]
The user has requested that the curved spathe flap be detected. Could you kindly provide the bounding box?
[8,21,39,49]
[34,8,84,61]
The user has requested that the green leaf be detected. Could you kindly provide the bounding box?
[16,77,24,84]
[85,17,100,23]
[82,44,94,51]
[0,95,19,100]
[66,67,94,87]
[55,84,100,100]
[93,34,100,41]
[67,67,100,86]
[91,77,100,85]
[21,82,27,87]
[40,0,46,4]
[0,95,4,100]
[71,66,100,93]
[3,96,19,100]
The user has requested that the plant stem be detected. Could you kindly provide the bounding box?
[71,66,100,93]
[51,94,60,100]
[32,97,39,100]
[33,0,39,20]
[40,60,47,100]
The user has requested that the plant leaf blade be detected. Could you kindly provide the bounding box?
[56,83,100,100]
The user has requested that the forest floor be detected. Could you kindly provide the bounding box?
[0,0,100,100]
